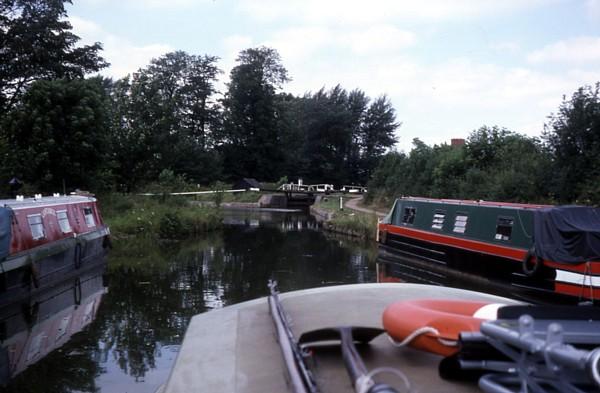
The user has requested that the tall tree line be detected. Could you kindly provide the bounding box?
[368,127,551,204]
[2,0,600,205]
[368,83,600,205]
[0,0,108,192]
[0,6,400,195]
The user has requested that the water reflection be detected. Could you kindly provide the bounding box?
[222,209,320,232]
[0,256,107,391]
[0,211,377,393]
[376,247,575,305]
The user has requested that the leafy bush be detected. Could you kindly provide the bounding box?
[159,212,183,238]
[102,194,223,239]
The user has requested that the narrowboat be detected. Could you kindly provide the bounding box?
[378,197,600,302]
[0,193,110,307]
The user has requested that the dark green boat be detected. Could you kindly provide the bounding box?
[378,197,600,302]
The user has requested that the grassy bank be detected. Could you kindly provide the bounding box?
[100,194,223,240]
[312,197,378,240]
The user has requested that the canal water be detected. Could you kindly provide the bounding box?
[0,210,379,393]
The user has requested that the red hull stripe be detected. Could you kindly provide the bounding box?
[381,224,526,261]
[381,224,600,275]
[555,282,600,299]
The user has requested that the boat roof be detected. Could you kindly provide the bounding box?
[0,195,97,210]
[161,283,519,393]
[399,196,552,210]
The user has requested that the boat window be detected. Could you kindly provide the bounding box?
[402,207,416,224]
[57,210,72,233]
[453,213,468,234]
[27,214,45,240]
[495,217,514,241]
[83,207,96,227]
[431,210,445,230]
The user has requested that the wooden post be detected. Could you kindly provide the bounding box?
[339,196,343,211]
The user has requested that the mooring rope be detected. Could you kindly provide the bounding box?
[386,326,457,348]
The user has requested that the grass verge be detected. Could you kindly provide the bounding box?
[312,197,378,240]
[100,194,223,240]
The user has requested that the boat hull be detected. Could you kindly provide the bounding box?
[0,227,109,308]
[380,228,600,302]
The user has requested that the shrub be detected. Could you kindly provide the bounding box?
[159,212,183,239]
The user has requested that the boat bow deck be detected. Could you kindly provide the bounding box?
[162,283,520,393]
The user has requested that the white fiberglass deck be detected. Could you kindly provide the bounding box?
[161,283,519,393]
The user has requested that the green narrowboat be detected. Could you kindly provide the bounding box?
[378,197,600,301]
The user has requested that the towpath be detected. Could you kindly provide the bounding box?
[344,196,387,217]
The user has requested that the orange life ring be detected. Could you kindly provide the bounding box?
[382,299,504,357]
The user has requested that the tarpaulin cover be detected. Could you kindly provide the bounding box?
[533,206,600,264]
[0,208,12,261]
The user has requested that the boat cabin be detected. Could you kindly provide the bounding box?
[0,194,110,306]
[378,197,600,301]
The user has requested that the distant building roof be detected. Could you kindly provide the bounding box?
[451,138,465,147]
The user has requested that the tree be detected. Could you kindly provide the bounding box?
[182,54,222,150]
[0,0,107,111]
[465,126,550,201]
[220,46,290,181]
[298,86,355,185]
[367,151,408,202]
[111,51,222,189]
[544,83,600,203]
[291,86,399,186]
[431,144,467,199]
[346,89,369,183]
[274,93,307,180]
[3,78,112,192]
[105,76,152,192]
[368,128,550,203]
[359,95,399,182]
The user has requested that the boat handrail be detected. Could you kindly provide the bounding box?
[398,196,551,210]
[268,280,319,393]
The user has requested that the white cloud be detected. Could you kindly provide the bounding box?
[68,16,104,36]
[342,26,416,55]
[262,25,415,64]
[263,27,332,61]
[70,16,172,78]
[237,0,549,25]
[527,36,600,65]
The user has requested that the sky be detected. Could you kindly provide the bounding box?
[67,0,600,152]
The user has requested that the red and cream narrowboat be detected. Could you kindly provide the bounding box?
[0,193,110,307]
[378,197,600,302]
